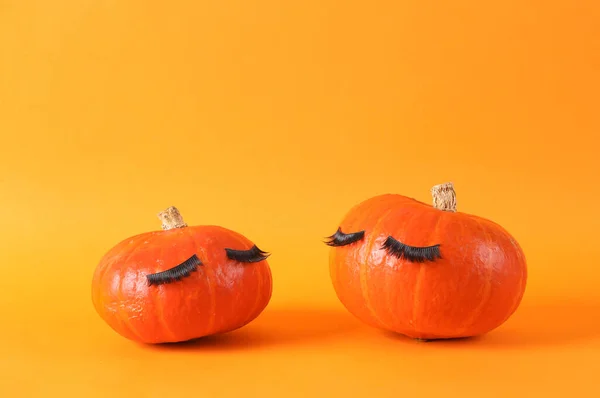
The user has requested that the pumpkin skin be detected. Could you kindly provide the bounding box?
[92,209,272,344]
[328,185,527,340]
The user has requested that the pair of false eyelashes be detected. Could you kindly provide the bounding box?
[146,246,269,286]
[325,228,442,263]
[147,228,441,286]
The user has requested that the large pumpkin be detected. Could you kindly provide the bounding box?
[326,183,527,340]
[92,206,272,344]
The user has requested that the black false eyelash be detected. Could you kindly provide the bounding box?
[324,227,365,247]
[381,236,441,263]
[146,254,202,286]
[225,245,270,263]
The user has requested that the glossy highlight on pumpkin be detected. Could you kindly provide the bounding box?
[327,183,527,341]
[91,207,273,344]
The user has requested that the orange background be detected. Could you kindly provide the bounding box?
[1,1,599,397]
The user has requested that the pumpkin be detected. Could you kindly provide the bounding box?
[91,206,272,344]
[325,183,527,341]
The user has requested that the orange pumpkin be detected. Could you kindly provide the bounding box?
[92,207,272,344]
[326,183,527,341]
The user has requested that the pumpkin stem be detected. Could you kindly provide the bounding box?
[431,182,457,212]
[157,206,188,230]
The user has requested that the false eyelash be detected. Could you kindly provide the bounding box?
[381,236,441,263]
[324,227,365,247]
[146,254,202,286]
[225,245,270,263]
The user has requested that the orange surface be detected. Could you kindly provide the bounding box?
[1,1,599,397]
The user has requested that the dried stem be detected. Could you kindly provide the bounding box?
[431,182,457,212]
[157,206,188,230]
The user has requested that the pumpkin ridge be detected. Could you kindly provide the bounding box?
[382,204,423,331]
[359,208,394,330]
[508,251,527,319]
[98,236,146,340]
[494,271,525,330]
[483,220,527,328]
[93,255,134,339]
[93,237,137,316]
[152,236,179,342]
[186,227,217,336]
[458,217,494,334]
[333,197,384,322]
[466,212,529,319]
[411,265,426,334]
[409,212,443,335]
[224,231,259,332]
[114,236,149,341]
[246,265,265,328]
[244,252,270,331]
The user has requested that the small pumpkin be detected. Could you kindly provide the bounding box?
[325,183,527,341]
[92,206,272,344]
